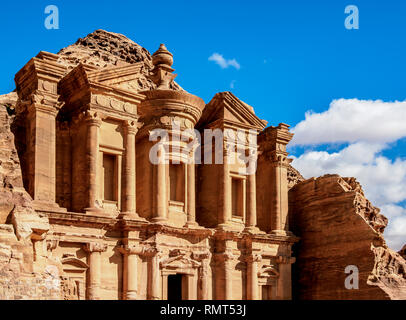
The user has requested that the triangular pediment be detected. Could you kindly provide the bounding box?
[85,62,155,92]
[197,92,267,130]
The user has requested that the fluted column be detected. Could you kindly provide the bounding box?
[245,159,259,232]
[119,245,142,300]
[84,111,102,213]
[215,250,234,299]
[270,154,290,234]
[193,251,211,299]
[144,247,161,300]
[275,256,295,300]
[224,251,233,300]
[246,254,261,300]
[84,242,107,300]
[153,146,167,222]
[219,145,231,227]
[185,160,197,227]
[122,120,138,217]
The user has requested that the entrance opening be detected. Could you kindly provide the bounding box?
[167,274,183,300]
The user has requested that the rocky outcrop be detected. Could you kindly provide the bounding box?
[287,164,304,190]
[289,174,406,300]
[57,29,182,91]
[400,245,406,260]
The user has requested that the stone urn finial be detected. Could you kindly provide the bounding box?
[152,44,173,68]
[150,43,177,89]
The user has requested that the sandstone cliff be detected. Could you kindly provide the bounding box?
[289,174,406,299]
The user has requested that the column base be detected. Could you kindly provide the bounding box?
[243,226,264,234]
[119,212,146,221]
[84,207,104,215]
[125,291,138,300]
[216,223,234,231]
[270,229,293,236]
[151,217,168,224]
[32,200,67,213]
[184,221,202,229]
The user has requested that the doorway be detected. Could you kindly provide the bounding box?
[167,274,183,300]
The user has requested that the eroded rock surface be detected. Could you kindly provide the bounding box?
[289,174,406,299]
[57,29,182,91]
[287,164,304,190]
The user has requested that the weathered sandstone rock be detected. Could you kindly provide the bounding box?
[289,174,406,299]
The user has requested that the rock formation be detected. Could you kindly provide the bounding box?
[289,174,406,299]
[57,29,182,91]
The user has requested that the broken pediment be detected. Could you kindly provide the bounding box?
[197,92,267,131]
[258,265,279,278]
[160,254,201,270]
[58,63,144,117]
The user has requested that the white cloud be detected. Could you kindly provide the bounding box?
[230,80,236,89]
[208,53,240,70]
[290,98,406,251]
[291,98,406,146]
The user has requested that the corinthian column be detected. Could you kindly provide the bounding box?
[119,245,142,300]
[219,145,231,228]
[84,111,102,213]
[84,242,107,300]
[246,254,261,300]
[193,251,211,299]
[215,250,234,299]
[153,146,167,222]
[122,120,139,217]
[270,153,290,234]
[245,150,260,232]
[185,160,197,227]
[144,247,161,300]
[224,251,234,300]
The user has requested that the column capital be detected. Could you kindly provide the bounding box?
[83,110,103,127]
[84,242,107,253]
[276,255,296,264]
[119,244,144,256]
[192,250,211,261]
[140,246,161,257]
[26,95,61,118]
[244,253,262,263]
[124,119,141,135]
[268,150,290,168]
[215,250,234,263]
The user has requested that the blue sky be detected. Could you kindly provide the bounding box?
[0,0,405,249]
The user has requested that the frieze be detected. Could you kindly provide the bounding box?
[90,94,137,115]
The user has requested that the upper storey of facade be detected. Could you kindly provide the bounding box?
[11,30,294,236]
